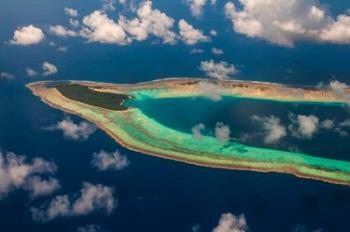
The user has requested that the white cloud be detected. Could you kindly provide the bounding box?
[334,119,350,137]
[77,224,108,232]
[320,15,350,44]
[0,72,15,80]
[72,183,115,215]
[190,48,204,54]
[31,182,116,222]
[24,176,61,198]
[26,68,39,77]
[0,151,58,199]
[200,60,237,80]
[81,10,129,44]
[118,1,176,44]
[91,150,129,171]
[339,119,350,128]
[65,7,78,17]
[210,30,217,36]
[289,114,319,139]
[49,1,177,45]
[328,80,350,105]
[185,0,207,18]
[42,62,58,76]
[178,19,209,45]
[192,123,205,140]
[252,115,287,144]
[70,18,80,28]
[212,213,248,232]
[320,119,334,130]
[26,63,57,77]
[10,25,45,45]
[215,122,230,142]
[101,0,117,12]
[197,81,222,101]
[224,0,350,47]
[49,25,77,37]
[211,47,223,55]
[48,117,97,140]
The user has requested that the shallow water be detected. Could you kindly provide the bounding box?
[127,96,350,161]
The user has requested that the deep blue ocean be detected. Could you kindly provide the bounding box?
[1,0,350,231]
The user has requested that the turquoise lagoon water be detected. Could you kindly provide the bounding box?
[127,96,350,161]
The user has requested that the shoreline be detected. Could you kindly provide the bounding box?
[27,79,350,187]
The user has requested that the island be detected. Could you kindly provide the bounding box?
[27,78,350,186]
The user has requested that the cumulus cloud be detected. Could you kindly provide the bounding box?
[289,114,319,139]
[65,7,78,17]
[211,47,223,55]
[80,1,177,44]
[320,15,350,44]
[197,81,222,101]
[10,25,45,45]
[91,150,129,171]
[118,1,176,44]
[49,25,77,37]
[81,10,129,44]
[47,117,97,140]
[200,60,238,80]
[328,80,350,105]
[224,0,350,47]
[27,63,57,77]
[320,119,335,130]
[24,176,61,198]
[178,19,209,45]
[192,123,205,140]
[26,68,39,77]
[49,1,177,45]
[0,151,58,199]
[185,0,206,18]
[212,213,248,232]
[31,182,116,222]
[215,122,230,142]
[42,62,58,76]
[252,115,287,144]
[0,72,15,80]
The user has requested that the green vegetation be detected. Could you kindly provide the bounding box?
[56,83,130,111]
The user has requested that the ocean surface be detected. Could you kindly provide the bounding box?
[1,0,350,231]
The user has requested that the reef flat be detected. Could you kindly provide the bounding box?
[27,78,350,186]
